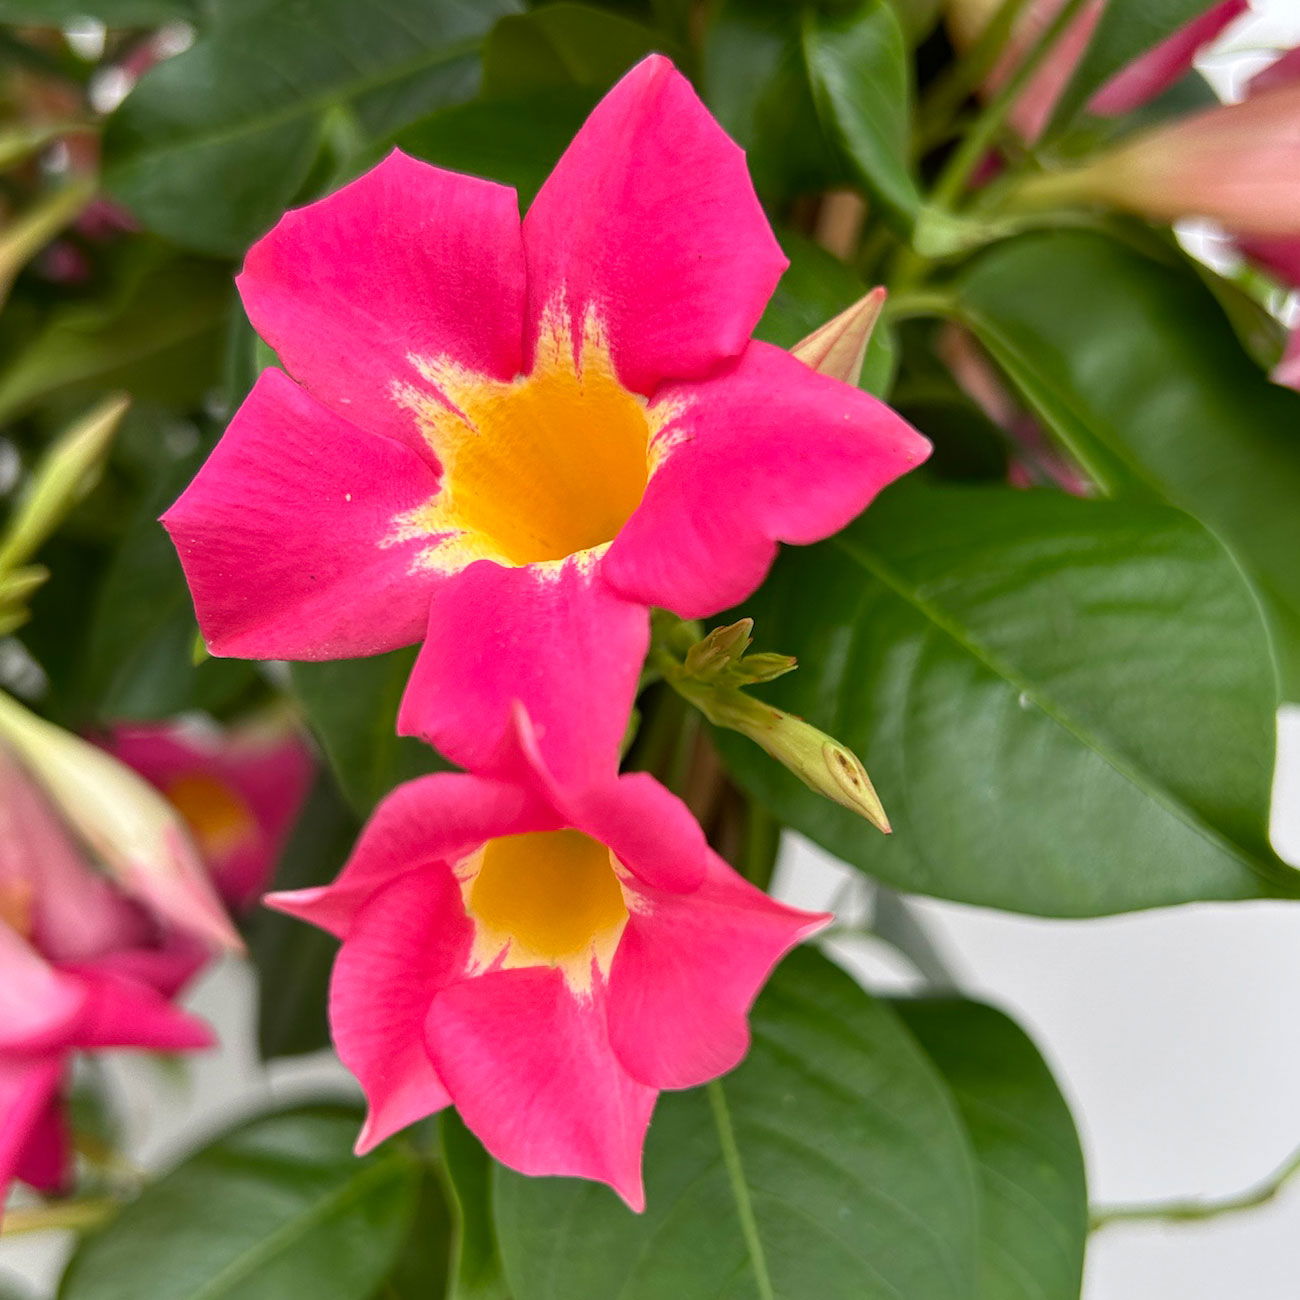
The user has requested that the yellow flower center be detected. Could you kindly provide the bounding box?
[0,879,34,939]
[391,308,678,571]
[463,828,629,991]
[164,773,257,862]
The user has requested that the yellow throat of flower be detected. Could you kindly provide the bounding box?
[164,773,257,862]
[462,828,630,994]
[392,308,677,570]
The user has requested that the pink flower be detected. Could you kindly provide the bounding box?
[163,55,928,786]
[0,747,212,1212]
[267,715,827,1210]
[101,718,314,914]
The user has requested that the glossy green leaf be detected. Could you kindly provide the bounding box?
[703,0,849,202]
[395,88,594,206]
[291,650,446,817]
[725,481,1297,915]
[0,0,192,21]
[957,231,1300,695]
[0,247,229,425]
[895,1000,1087,1300]
[1048,0,1216,133]
[802,0,920,224]
[441,1113,510,1300]
[482,3,657,98]
[104,0,519,255]
[59,1106,419,1300]
[495,948,981,1300]
[247,774,357,1060]
[379,1164,455,1299]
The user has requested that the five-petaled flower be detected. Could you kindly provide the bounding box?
[267,713,827,1210]
[163,54,929,786]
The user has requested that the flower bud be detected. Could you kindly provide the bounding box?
[0,692,241,951]
[792,288,886,386]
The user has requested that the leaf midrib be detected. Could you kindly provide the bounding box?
[111,32,484,168]
[830,531,1287,890]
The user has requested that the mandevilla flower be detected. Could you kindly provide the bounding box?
[163,55,929,784]
[102,717,314,914]
[0,746,211,1213]
[268,713,827,1209]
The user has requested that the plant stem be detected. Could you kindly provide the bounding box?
[1,1196,118,1236]
[928,0,1093,215]
[882,288,957,323]
[1091,1144,1300,1230]
[707,1080,774,1300]
[914,0,1035,156]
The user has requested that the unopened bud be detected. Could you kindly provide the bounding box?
[792,288,886,386]
[0,692,241,950]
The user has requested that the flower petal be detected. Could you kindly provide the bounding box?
[60,966,214,1052]
[0,1057,65,1207]
[163,368,442,661]
[238,149,526,458]
[398,560,648,788]
[607,853,829,1090]
[556,771,708,894]
[604,340,930,617]
[0,925,83,1051]
[426,966,654,1210]
[331,867,469,1153]
[268,771,551,938]
[14,1090,70,1194]
[522,54,786,396]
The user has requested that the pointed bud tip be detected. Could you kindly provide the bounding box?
[791,287,888,386]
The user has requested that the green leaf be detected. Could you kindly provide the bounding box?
[291,650,446,817]
[494,948,981,1300]
[59,1106,419,1300]
[802,0,920,225]
[378,1164,455,1299]
[957,231,1300,696]
[895,1000,1088,1300]
[247,774,357,1060]
[440,1114,510,1300]
[482,3,657,98]
[1048,0,1215,133]
[395,88,595,207]
[0,246,230,425]
[0,0,193,21]
[724,481,1297,915]
[757,231,895,397]
[703,0,849,203]
[103,0,520,256]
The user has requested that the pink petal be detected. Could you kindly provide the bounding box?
[61,965,214,1052]
[163,368,442,661]
[553,771,708,895]
[522,54,786,396]
[0,925,84,1051]
[426,966,654,1210]
[238,149,526,459]
[1245,44,1300,98]
[604,340,930,617]
[1240,235,1300,289]
[397,560,648,788]
[607,853,829,1090]
[85,934,210,1000]
[268,770,550,937]
[330,867,469,1152]
[0,746,151,964]
[1090,0,1248,116]
[15,1091,70,1194]
[1273,328,1300,391]
[0,1057,64,1207]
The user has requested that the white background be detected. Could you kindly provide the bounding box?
[4,2,1300,1295]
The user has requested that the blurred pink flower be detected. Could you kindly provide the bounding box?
[163,54,928,788]
[268,713,826,1210]
[102,719,313,914]
[0,747,211,1213]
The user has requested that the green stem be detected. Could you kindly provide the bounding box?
[928,0,1094,215]
[882,288,957,323]
[914,0,1036,156]
[707,1080,774,1300]
[1,1196,117,1236]
[1091,1145,1300,1230]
